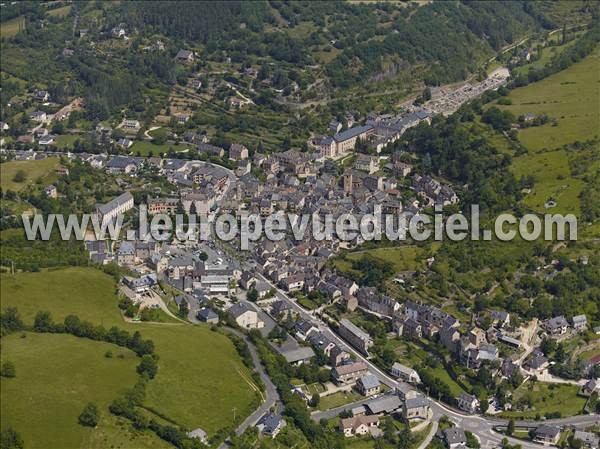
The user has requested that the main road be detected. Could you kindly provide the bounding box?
[249,268,600,449]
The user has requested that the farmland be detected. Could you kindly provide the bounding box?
[0,157,60,192]
[0,267,259,441]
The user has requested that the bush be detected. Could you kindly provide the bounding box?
[12,170,26,183]
[0,361,16,378]
[78,402,100,427]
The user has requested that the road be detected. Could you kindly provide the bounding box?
[248,268,600,449]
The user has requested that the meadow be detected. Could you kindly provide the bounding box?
[499,382,586,419]
[0,332,170,449]
[0,157,60,192]
[0,267,259,444]
[498,47,599,152]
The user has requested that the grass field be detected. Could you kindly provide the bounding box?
[0,332,170,449]
[0,267,258,440]
[0,16,25,38]
[316,390,363,411]
[334,244,436,276]
[510,149,584,216]
[46,4,72,17]
[0,158,60,192]
[500,382,586,419]
[498,48,600,152]
[55,134,81,149]
[503,48,600,217]
[130,141,191,156]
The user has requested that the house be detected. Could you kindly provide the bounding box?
[122,275,156,293]
[55,164,69,176]
[356,373,380,396]
[329,120,342,134]
[111,26,126,38]
[339,415,379,438]
[572,314,588,332]
[228,302,264,329]
[390,362,421,384]
[339,318,373,355]
[117,242,136,266]
[364,394,402,415]
[573,431,599,449]
[533,425,561,446]
[403,396,430,420]
[44,185,58,198]
[229,143,249,160]
[544,316,569,335]
[329,346,351,367]
[456,393,479,413]
[186,428,207,444]
[197,308,219,324]
[333,361,368,384]
[106,156,138,175]
[120,119,141,133]
[271,300,293,319]
[38,134,55,146]
[581,379,599,397]
[257,413,285,438]
[443,427,467,449]
[33,90,50,102]
[117,138,133,149]
[278,345,315,366]
[175,49,194,62]
[29,111,47,122]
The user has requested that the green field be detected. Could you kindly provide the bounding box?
[498,48,600,152]
[510,149,584,216]
[0,158,60,192]
[130,141,191,156]
[0,332,170,449]
[0,16,25,38]
[55,134,81,149]
[334,245,438,276]
[0,267,259,442]
[503,48,600,218]
[316,390,363,411]
[500,382,586,419]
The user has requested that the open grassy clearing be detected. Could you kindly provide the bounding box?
[130,141,191,156]
[499,382,586,419]
[0,267,258,438]
[510,149,584,216]
[315,390,364,411]
[46,4,72,17]
[0,157,60,192]
[498,48,600,152]
[0,16,25,38]
[334,244,439,277]
[55,134,81,149]
[0,332,170,449]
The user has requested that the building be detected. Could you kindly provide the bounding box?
[356,373,380,396]
[456,393,479,413]
[574,431,599,449]
[339,318,373,355]
[534,425,561,446]
[544,316,569,335]
[229,143,249,160]
[44,185,58,198]
[339,415,379,438]
[121,119,141,133]
[332,361,368,384]
[228,302,264,329]
[319,125,374,159]
[443,427,467,449]
[403,396,430,420]
[176,49,194,62]
[365,394,402,415]
[572,314,588,332]
[256,412,285,438]
[197,308,219,324]
[122,274,156,293]
[96,192,134,222]
[29,111,47,122]
[390,362,421,384]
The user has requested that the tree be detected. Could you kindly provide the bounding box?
[33,310,54,332]
[12,170,26,183]
[137,355,158,379]
[198,251,208,261]
[0,427,24,449]
[507,418,515,436]
[310,393,320,408]
[0,361,16,378]
[247,288,259,302]
[0,307,24,335]
[78,402,100,427]
[178,299,189,318]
